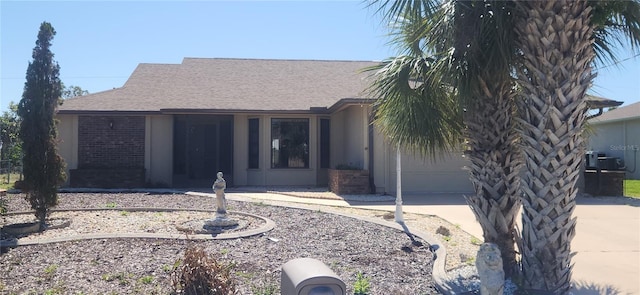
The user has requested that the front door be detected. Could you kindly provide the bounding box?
[188,124,217,180]
[173,115,233,188]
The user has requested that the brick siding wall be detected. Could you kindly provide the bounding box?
[70,168,145,188]
[78,116,145,169]
[71,116,146,188]
[328,169,370,195]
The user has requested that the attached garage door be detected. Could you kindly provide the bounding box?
[387,151,473,194]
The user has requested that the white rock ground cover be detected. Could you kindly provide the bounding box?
[1,193,447,294]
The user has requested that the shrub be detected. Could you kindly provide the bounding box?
[171,246,237,295]
[353,271,371,295]
[435,225,451,237]
[13,180,24,190]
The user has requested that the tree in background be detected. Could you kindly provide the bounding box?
[1,83,87,172]
[61,84,89,99]
[17,21,66,229]
[0,102,22,166]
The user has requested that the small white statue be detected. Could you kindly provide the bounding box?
[476,243,504,295]
[213,172,227,217]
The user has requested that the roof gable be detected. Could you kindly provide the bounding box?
[59,58,380,113]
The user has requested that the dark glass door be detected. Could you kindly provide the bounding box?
[173,115,233,187]
[188,124,218,180]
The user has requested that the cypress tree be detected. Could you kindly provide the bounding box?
[17,21,66,229]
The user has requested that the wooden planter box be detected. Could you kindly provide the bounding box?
[328,169,370,195]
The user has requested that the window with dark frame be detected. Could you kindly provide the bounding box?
[248,118,259,169]
[271,118,309,168]
[320,118,330,169]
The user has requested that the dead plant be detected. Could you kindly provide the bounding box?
[171,246,237,295]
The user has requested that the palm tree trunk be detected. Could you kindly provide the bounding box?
[464,74,522,278]
[515,0,596,293]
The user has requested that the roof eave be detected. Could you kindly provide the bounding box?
[328,98,376,113]
[589,116,640,125]
[56,110,162,115]
[160,108,329,115]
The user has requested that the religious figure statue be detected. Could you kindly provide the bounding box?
[213,172,227,217]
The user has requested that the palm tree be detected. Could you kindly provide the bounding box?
[368,0,640,289]
[367,0,523,277]
[514,0,640,292]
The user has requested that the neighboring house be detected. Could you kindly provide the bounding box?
[586,101,640,180]
[56,58,474,193]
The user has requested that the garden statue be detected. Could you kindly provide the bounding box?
[205,171,238,227]
[213,172,227,217]
[476,243,504,295]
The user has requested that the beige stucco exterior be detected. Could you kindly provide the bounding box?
[145,115,174,186]
[57,114,78,184]
[56,108,474,192]
[329,105,369,170]
[329,104,473,193]
[587,118,640,179]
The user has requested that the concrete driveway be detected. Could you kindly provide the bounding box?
[225,189,639,294]
[349,193,640,295]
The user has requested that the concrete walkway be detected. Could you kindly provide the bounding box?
[228,191,640,295]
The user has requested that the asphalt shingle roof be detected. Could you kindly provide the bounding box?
[58,58,380,113]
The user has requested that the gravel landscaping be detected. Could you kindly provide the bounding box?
[1,193,441,294]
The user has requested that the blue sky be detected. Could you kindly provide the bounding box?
[1,0,639,114]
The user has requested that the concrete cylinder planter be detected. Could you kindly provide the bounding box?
[1,217,72,235]
[328,169,370,195]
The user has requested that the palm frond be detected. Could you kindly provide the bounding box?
[369,0,445,57]
[367,0,440,25]
[363,56,464,158]
[452,0,518,108]
[589,0,640,67]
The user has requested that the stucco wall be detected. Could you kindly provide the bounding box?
[588,118,640,179]
[57,109,478,191]
[234,114,250,186]
[56,114,78,186]
[329,105,368,170]
[145,115,173,186]
[344,106,366,169]
[330,111,346,168]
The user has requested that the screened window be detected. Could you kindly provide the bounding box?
[271,119,309,168]
[248,118,259,169]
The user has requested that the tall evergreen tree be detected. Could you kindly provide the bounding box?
[17,21,66,229]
